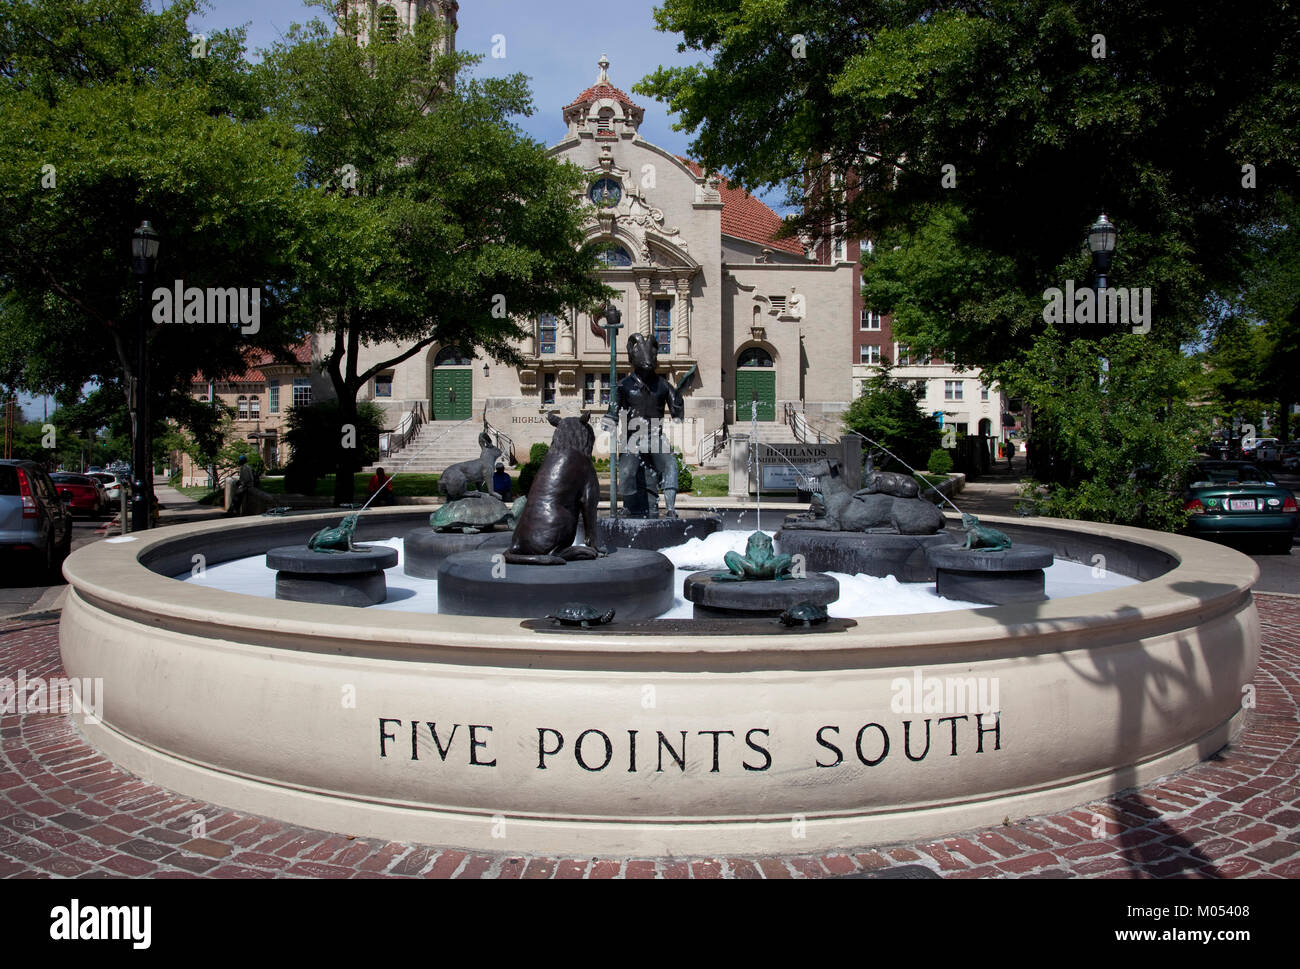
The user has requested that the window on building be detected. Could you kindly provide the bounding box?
[912,379,927,395]
[860,345,881,365]
[596,245,632,267]
[860,309,881,330]
[250,396,260,419]
[237,395,249,420]
[944,380,964,401]
[897,344,910,366]
[269,384,279,414]
[917,349,932,366]
[292,377,312,409]
[833,236,845,262]
[583,372,613,406]
[653,299,672,353]
[539,313,557,354]
[375,374,393,398]
[542,373,556,405]
[768,295,787,313]
[980,384,990,401]
[955,423,969,435]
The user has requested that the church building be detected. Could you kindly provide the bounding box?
[357,49,859,466]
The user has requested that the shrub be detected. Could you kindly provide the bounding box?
[282,460,318,496]
[675,451,694,493]
[927,448,954,475]
[528,442,550,464]
[284,400,385,479]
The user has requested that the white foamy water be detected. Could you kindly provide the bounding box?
[179,529,1138,617]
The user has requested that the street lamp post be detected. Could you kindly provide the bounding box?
[600,303,623,519]
[130,221,160,532]
[1088,212,1117,292]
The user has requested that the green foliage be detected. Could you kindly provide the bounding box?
[0,0,307,424]
[517,442,551,495]
[259,5,613,502]
[1005,329,1205,530]
[283,399,385,481]
[840,363,941,472]
[217,440,264,480]
[675,451,693,493]
[637,1,1300,361]
[926,449,954,475]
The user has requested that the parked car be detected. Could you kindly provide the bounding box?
[1255,439,1281,463]
[87,471,124,503]
[1241,436,1278,459]
[49,472,106,517]
[1280,443,1300,472]
[1183,461,1298,553]
[0,460,74,577]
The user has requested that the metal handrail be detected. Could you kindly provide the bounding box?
[784,402,827,444]
[381,401,426,459]
[697,425,728,464]
[481,411,518,467]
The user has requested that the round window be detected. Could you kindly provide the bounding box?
[589,178,622,207]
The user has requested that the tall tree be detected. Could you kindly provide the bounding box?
[0,0,306,448]
[260,4,611,503]
[637,0,1300,524]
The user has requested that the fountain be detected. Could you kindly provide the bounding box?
[55,363,1262,857]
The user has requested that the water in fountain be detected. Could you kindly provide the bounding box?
[185,526,1136,615]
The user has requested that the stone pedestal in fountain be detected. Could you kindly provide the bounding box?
[683,571,839,619]
[776,529,954,582]
[266,545,398,607]
[596,515,721,551]
[926,544,1054,605]
[403,528,513,578]
[437,547,675,619]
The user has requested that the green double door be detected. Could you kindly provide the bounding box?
[432,367,473,420]
[734,368,776,422]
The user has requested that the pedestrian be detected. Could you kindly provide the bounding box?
[367,467,396,506]
[492,462,512,501]
[231,454,255,516]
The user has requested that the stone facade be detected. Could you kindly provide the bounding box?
[356,55,859,461]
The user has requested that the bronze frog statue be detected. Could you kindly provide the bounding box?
[716,530,794,581]
[960,513,1012,552]
[307,514,361,553]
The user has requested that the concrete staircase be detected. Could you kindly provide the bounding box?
[364,421,492,475]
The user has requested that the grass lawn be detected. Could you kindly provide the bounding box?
[258,473,445,497]
[691,472,729,497]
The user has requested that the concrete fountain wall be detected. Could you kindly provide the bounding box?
[59,509,1260,856]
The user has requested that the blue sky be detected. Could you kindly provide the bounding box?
[191,0,707,157]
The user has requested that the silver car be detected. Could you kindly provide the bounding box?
[0,459,74,578]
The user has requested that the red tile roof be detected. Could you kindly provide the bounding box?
[564,81,642,114]
[191,339,312,385]
[679,158,806,256]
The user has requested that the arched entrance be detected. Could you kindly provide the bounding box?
[735,347,775,422]
[432,346,473,421]
[978,418,992,436]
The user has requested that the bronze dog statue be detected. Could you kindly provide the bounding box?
[504,412,602,565]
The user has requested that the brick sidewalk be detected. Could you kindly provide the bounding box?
[1,597,1297,879]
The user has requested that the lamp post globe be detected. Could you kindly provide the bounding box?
[130,220,160,531]
[1087,213,1117,291]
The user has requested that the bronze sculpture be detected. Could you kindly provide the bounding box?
[614,332,684,518]
[503,412,602,565]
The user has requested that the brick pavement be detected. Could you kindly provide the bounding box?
[1,595,1297,879]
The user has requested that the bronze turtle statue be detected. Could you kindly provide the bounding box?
[547,603,615,627]
[430,494,525,534]
[779,602,830,627]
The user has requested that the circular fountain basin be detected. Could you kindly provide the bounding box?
[59,508,1259,856]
